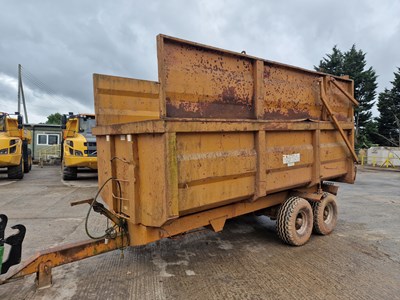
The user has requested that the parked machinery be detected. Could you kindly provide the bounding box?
[61,113,97,180]
[0,112,32,179]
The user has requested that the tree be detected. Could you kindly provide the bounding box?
[376,68,400,147]
[315,45,378,148]
[45,113,62,125]
[315,45,344,76]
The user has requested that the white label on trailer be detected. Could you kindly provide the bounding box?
[283,153,300,167]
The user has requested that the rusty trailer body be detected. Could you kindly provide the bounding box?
[92,35,357,247]
[1,35,358,288]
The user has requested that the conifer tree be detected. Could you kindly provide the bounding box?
[377,68,400,146]
[315,45,378,147]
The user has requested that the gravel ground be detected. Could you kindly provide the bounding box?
[0,165,399,299]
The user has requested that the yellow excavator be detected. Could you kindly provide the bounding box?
[61,113,97,180]
[0,112,32,179]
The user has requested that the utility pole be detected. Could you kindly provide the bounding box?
[17,64,28,123]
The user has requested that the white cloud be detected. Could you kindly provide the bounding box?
[0,73,92,124]
[0,0,399,121]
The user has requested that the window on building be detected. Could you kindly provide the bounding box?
[37,134,60,145]
[38,134,47,145]
[48,134,59,145]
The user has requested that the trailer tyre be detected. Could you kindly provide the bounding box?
[312,193,337,235]
[63,167,77,180]
[23,149,32,173]
[276,196,313,246]
[8,158,24,179]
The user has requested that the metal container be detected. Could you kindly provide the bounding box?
[92,35,357,246]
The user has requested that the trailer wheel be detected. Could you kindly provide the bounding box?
[276,196,313,246]
[8,158,24,179]
[24,149,32,173]
[312,193,337,235]
[63,166,77,180]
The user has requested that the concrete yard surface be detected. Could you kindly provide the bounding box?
[0,166,399,299]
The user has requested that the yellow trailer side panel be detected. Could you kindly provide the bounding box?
[176,132,256,215]
[93,35,357,243]
[94,75,160,126]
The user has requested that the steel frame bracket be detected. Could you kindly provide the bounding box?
[70,198,125,228]
[319,77,359,163]
[321,182,339,195]
[209,216,227,232]
[291,190,324,202]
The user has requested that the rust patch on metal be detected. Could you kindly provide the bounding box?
[264,69,270,79]
[221,86,239,104]
[334,114,350,122]
[263,109,313,120]
[166,86,254,119]
[167,100,254,119]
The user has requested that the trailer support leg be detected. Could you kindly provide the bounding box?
[37,261,52,289]
[0,234,129,288]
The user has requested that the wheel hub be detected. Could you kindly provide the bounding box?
[323,203,333,224]
[295,211,307,234]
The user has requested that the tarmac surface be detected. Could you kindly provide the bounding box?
[0,165,399,299]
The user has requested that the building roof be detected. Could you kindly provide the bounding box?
[24,123,62,129]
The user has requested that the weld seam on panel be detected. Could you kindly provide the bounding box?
[166,93,253,105]
[266,163,313,173]
[265,181,312,195]
[320,158,349,164]
[265,145,314,152]
[177,149,256,161]
[98,108,160,117]
[320,173,347,180]
[97,88,159,99]
[178,172,256,188]
[320,142,347,148]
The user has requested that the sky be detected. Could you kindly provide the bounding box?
[0,0,399,123]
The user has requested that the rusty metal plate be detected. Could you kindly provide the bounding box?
[159,37,255,119]
[157,35,354,122]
